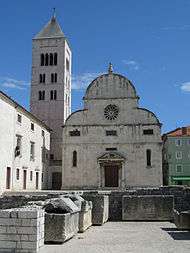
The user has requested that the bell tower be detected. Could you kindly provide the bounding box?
[30,13,71,189]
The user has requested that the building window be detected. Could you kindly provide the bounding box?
[38,90,45,100]
[17,114,22,123]
[50,53,53,65]
[16,168,20,180]
[42,130,45,137]
[39,74,45,83]
[106,130,117,136]
[30,142,35,161]
[54,53,57,65]
[176,151,182,159]
[30,171,33,181]
[31,123,34,131]
[187,139,190,145]
[51,73,57,83]
[50,154,54,160]
[66,58,70,71]
[50,90,57,100]
[176,165,183,173]
[72,151,77,167]
[69,129,80,136]
[146,149,151,167]
[106,147,117,151]
[42,173,44,182]
[41,54,44,66]
[143,129,154,135]
[6,167,11,189]
[45,53,49,66]
[175,139,182,146]
[15,135,22,157]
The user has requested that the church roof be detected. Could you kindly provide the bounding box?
[34,16,65,39]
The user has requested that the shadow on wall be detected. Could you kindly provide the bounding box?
[161,227,190,240]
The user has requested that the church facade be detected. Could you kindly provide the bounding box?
[62,65,163,189]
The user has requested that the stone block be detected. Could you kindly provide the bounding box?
[84,194,109,225]
[174,209,190,229]
[122,195,174,221]
[44,212,79,243]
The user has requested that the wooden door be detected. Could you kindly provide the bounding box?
[36,172,39,190]
[6,167,11,189]
[104,165,119,187]
[23,170,27,190]
[52,172,62,190]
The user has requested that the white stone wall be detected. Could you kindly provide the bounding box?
[0,93,50,193]
[62,72,163,189]
[0,208,44,252]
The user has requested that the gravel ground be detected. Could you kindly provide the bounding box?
[40,222,190,253]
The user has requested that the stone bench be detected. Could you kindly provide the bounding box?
[122,195,174,221]
[174,209,190,230]
[84,194,109,225]
[44,197,80,243]
[0,207,44,253]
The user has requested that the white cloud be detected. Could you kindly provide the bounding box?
[123,60,139,70]
[181,82,190,92]
[0,77,29,90]
[72,72,103,90]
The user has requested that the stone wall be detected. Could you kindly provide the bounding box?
[0,207,44,252]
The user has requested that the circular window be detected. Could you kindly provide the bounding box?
[104,104,119,120]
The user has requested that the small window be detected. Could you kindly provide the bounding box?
[16,168,20,180]
[42,173,44,182]
[15,135,22,157]
[54,53,57,65]
[175,139,182,146]
[40,54,44,66]
[176,151,182,159]
[50,90,57,100]
[146,149,151,167]
[106,130,117,136]
[39,90,45,100]
[45,53,49,66]
[55,73,57,83]
[69,130,80,136]
[50,154,54,160]
[30,171,33,181]
[31,123,34,131]
[30,142,35,161]
[17,114,22,123]
[50,53,53,65]
[66,58,70,71]
[72,151,77,167]
[51,73,54,83]
[176,165,183,173]
[143,129,154,135]
[42,130,45,137]
[106,147,117,151]
[42,74,45,83]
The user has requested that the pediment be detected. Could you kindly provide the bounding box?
[98,152,125,162]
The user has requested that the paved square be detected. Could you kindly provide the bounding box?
[40,222,190,253]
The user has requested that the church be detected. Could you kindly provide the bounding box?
[62,64,163,189]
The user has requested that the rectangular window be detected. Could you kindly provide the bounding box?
[39,90,45,100]
[50,154,54,160]
[42,173,44,182]
[6,167,11,189]
[30,142,35,161]
[176,151,182,159]
[30,171,33,181]
[15,135,22,157]
[69,130,80,136]
[106,147,117,151]
[66,58,70,71]
[187,139,190,145]
[31,123,34,131]
[42,130,45,137]
[175,139,182,146]
[16,168,20,180]
[143,129,154,135]
[146,149,151,167]
[106,130,117,136]
[17,114,22,123]
[176,165,183,173]
[50,90,57,100]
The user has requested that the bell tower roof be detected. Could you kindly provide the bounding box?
[34,13,65,39]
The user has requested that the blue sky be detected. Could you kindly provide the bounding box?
[0,0,190,133]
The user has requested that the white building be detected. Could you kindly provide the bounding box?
[62,65,163,189]
[30,14,71,189]
[0,91,51,193]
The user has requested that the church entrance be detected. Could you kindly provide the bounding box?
[104,165,119,187]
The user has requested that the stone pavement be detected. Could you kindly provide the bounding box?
[40,222,190,253]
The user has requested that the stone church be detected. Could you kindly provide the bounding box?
[62,64,163,189]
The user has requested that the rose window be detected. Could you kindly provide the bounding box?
[104,104,119,120]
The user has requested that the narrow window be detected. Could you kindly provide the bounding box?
[17,114,22,123]
[36,172,39,190]
[73,151,77,167]
[31,123,34,131]
[176,151,182,159]
[6,167,11,189]
[143,129,154,135]
[30,171,33,181]
[42,74,45,83]
[50,53,53,65]
[42,130,45,137]
[39,91,42,100]
[41,54,44,66]
[51,73,54,83]
[106,130,117,136]
[175,139,182,146]
[30,142,35,161]
[42,90,45,100]
[50,154,54,160]
[176,165,183,173]
[106,147,117,151]
[69,130,80,136]
[15,135,22,157]
[50,90,54,100]
[146,149,151,167]
[66,58,69,71]
[54,90,57,100]
[45,53,49,66]
[42,173,44,182]
[54,53,57,65]
[55,73,57,83]
[39,74,43,83]
[16,168,20,180]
